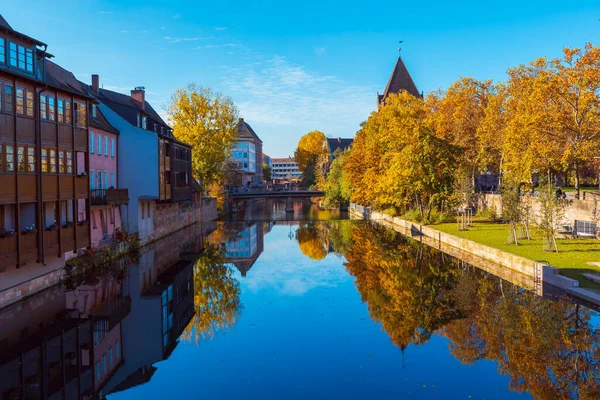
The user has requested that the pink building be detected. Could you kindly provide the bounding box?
[88,104,128,247]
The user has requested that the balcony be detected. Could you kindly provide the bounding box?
[90,189,129,206]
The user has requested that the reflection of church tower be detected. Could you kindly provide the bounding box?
[377,55,421,105]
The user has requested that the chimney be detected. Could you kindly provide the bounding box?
[91,74,99,92]
[131,86,145,110]
[338,137,341,143]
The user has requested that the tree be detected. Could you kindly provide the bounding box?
[500,181,522,245]
[167,83,239,190]
[294,130,328,187]
[324,149,351,207]
[263,163,272,182]
[296,222,328,260]
[537,183,566,252]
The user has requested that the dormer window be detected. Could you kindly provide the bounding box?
[92,104,97,118]
[8,42,34,73]
[136,112,141,128]
[0,39,4,64]
[142,116,147,129]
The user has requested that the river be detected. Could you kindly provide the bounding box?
[1,199,599,399]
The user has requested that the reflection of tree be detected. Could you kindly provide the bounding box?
[341,222,600,398]
[182,241,242,344]
[296,222,328,260]
[344,223,462,349]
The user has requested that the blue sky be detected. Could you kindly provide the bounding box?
[3,1,600,156]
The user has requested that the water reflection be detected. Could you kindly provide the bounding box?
[2,217,600,399]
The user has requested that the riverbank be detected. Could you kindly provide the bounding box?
[349,204,600,306]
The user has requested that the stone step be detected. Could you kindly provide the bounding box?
[582,273,600,285]
[567,287,600,306]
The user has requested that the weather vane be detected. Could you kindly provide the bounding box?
[398,40,403,56]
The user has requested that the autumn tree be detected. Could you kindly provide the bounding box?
[294,130,328,187]
[323,149,352,207]
[296,222,328,260]
[167,83,239,192]
[537,183,566,252]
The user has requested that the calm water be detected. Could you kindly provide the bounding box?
[1,200,599,399]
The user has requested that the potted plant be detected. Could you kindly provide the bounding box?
[22,225,37,234]
[0,229,16,238]
[62,221,74,228]
[79,170,87,177]
[46,223,59,231]
[78,220,90,226]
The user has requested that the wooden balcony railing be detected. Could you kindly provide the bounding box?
[0,235,18,269]
[90,188,129,206]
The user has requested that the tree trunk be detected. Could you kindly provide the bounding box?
[574,161,581,199]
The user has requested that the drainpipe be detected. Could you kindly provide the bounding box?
[37,44,49,266]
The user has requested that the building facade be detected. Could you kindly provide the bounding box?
[87,76,193,243]
[0,16,92,302]
[229,118,263,186]
[272,157,302,183]
[88,105,127,248]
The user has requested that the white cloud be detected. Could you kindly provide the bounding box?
[215,27,227,31]
[99,11,113,14]
[164,36,211,43]
[172,14,181,19]
[220,54,376,134]
[315,47,326,55]
[120,30,129,34]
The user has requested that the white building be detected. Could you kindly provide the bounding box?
[272,157,302,182]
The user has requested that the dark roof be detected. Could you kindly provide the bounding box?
[327,138,353,156]
[379,56,421,103]
[45,60,91,98]
[90,106,119,135]
[97,88,169,127]
[238,118,262,143]
[0,14,46,47]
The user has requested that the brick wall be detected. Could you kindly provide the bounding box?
[152,201,198,241]
[0,268,63,310]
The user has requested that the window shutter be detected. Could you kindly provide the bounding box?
[111,139,115,157]
[90,169,95,189]
[90,133,94,153]
[105,170,108,188]
[97,134,102,155]
[111,172,115,188]
[104,137,108,155]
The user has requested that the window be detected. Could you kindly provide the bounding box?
[25,48,33,72]
[25,89,33,116]
[27,148,34,172]
[58,151,65,173]
[97,170,102,189]
[141,202,145,220]
[17,45,24,70]
[16,88,23,115]
[102,354,107,374]
[92,103,97,118]
[9,42,16,66]
[111,172,115,188]
[116,341,120,358]
[40,95,47,119]
[111,139,115,157]
[90,169,95,189]
[0,38,4,64]
[95,362,100,381]
[41,149,48,172]
[48,97,55,120]
[142,116,147,129]
[5,145,13,171]
[104,136,108,156]
[49,150,56,173]
[104,170,108,189]
[76,102,86,127]
[17,146,25,171]
[57,99,64,122]
[66,151,72,173]
[136,113,140,127]
[90,133,95,153]
[65,101,71,124]
[109,347,114,367]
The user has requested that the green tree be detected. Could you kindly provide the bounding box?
[263,163,272,182]
[167,83,239,190]
[324,149,352,206]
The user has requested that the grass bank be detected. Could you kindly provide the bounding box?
[431,221,600,289]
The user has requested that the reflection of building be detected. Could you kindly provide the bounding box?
[272,157,302,183]
[223,222,264,276]
[229,118,263,186]
[0,222,213,399]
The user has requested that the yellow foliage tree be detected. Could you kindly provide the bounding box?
[294,130,328,187]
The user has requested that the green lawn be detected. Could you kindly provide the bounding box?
[431,221,600,289]
[560,186,599,193]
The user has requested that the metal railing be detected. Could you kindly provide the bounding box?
[90,188,129,205]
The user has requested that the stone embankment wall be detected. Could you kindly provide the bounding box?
[0,268,64,310]
[477,194,598,225]
[349,204,579,293]
[152,197,218,243]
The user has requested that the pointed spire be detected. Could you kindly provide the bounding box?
[379,54,421,104]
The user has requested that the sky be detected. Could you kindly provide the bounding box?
[3,1,600,156]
